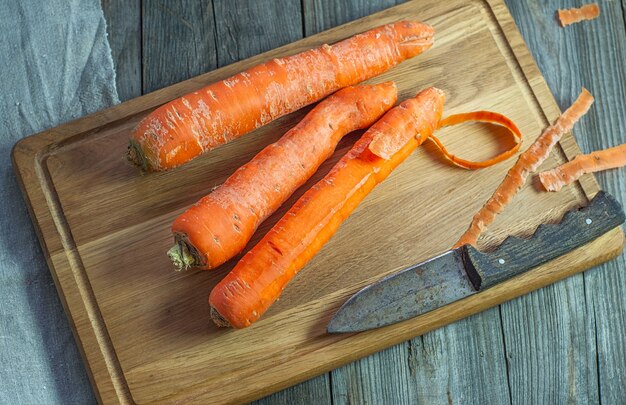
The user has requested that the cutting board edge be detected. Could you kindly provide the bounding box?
[157,226,626,403]
[9,0,611,404]
[11,140,130,404]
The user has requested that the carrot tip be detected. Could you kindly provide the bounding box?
[168,243,196,271]
[210,307,232,328]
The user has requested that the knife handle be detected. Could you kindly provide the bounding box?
[463,191,625,290]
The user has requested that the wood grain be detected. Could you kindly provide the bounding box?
[101,0,141,102]
[301,2,512,403]
[11,1,625,404]
[211,2,333,403]
[142,0,217,93]
[213,0,303,67]
[504,1,626,403]
[302,0,404,35]
[500,0,599,399]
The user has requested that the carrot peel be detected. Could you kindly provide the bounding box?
[368,109,522,169]
[454,88,594,248]
[557,4,600,27]
[539,142,626,192]
[430,111,523,169]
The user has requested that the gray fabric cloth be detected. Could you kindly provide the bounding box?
[0,0,118,403]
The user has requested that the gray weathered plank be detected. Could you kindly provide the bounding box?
[207,1,332,403]
[503,0,626,403]
[499,277,598,404]
[101,0,141,101]
[302,0,404,36]
[142,0,217,93]
[408,312,511,405]
[252,378,332,405]
[330,344,419,404]
[557,1,626,403]
[213,0,303,67]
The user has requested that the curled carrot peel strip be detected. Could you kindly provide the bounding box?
[368,110,522,170]
[430,111,523,169]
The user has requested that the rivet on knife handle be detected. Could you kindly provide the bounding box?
[462,191,625,290]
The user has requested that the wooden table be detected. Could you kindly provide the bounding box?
[101,1,626,403]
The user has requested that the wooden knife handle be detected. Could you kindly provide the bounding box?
[463,191,625,290]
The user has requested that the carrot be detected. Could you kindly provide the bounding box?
[557,3,600,27]
[539,142,626,192]
[168,83,398,271]
[453,88,594,248]
[368,110,522,168]
[128,21,435,171]
[209,87,522,328]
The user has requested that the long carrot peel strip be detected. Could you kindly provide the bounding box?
[557,4,600,27]
[129,21,434,171]
[168,83,398,271]
[454,88,594,248]
[429,111,522,169]
[209,87,446,328]
[539,142,626,192]
[367,110,522,168]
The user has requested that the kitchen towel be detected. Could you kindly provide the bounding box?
[0,0,118,403]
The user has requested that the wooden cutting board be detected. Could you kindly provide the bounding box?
[12,0,625,403]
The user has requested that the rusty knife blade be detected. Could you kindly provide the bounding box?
[327,248,475,333]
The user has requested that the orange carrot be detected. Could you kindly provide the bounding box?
[368,110,522,168]
[128,21,434,171]
[557,3,600,27]
[209,87,522,328]
[168,83,398,271]
[454,88,594,248]
[539,142,626,191]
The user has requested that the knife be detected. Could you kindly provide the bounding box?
[327,191,625,333]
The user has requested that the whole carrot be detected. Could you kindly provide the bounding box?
[128,21,434,171]
[209,87,446,328]
[169,83,398,271]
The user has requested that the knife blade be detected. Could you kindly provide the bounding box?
[327,191,625,333]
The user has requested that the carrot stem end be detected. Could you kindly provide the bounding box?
[210,307,232,328]
[168,243,195,271]
[127,139,150,171]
